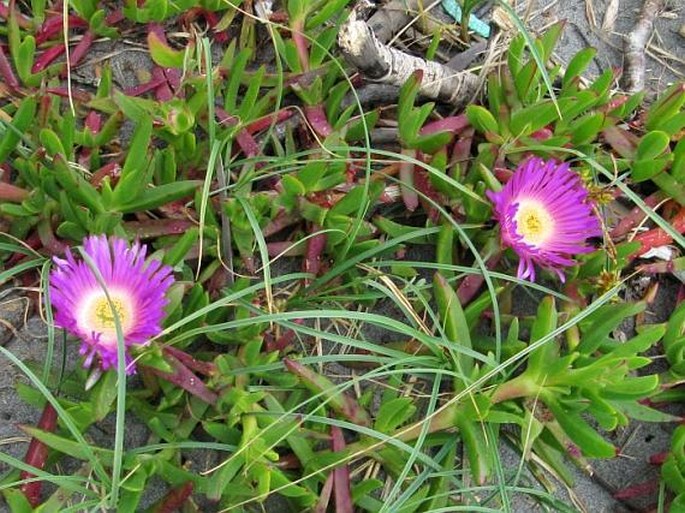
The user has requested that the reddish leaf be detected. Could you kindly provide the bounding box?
[163,346,216,376]
[633,207,685,257]
[331,426,353,513]
[146,353,218,405]
[19,403,58,506]
[64,30,95,72]
[304,228,327,282]
[283,358,371,426]
[304,104,332,138]
[0,46,19,90]
[420,114,469,135]
[150,482,193,513]
[32,44,66,74]
[0,182,28,203]
[610,191,665,238]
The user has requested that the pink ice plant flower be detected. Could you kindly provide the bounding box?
[49,235,174,374]
[487,157,601,282]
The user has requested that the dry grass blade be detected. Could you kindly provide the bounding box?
[584,0,598,29]
[601,0,619,34]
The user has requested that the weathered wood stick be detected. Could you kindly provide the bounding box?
[338,10,480,109]
[623,0,666,93]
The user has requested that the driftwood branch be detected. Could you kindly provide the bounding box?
[367,0,424,44]
[338,9,480,109]
[622,0,666,93]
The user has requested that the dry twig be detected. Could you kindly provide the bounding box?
[623,0,666,93]
[338,9,480,109]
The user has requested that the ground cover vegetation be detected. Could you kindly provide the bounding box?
[0,0,684,511]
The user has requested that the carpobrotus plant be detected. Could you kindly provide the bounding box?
[49,235,174,373]
[487,157,601,282]
[0,3,684,511]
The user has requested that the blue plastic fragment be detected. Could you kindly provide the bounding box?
[441,0,492,39]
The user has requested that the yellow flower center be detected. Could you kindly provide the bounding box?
[514,200,554,246]
[78,290,134,343]
[91,297,128,330]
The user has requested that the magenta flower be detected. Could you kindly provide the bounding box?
[49,235,174,374]
[487,157,601,282]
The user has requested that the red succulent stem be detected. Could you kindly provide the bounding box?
[419,114,469,135]
[90,162,121,187]
[161,67,181,93]
[126,76,167,96]
[150,482,193,513]
[180,7,227,41]
[649,451,669,465]
[215,107,263,160]
[0,182,29,203]
[36,15,88,45]
[399,148,419,211]
[64,30,95,72]
[303,227,327,283]
[37,219,67,255]
[124,219,195,239]
[215,106,237,127]
[45,87,91,102]
[291,19,310,73]
[602,94,629,113]
[413,165,443,223]
[155,83,173,102]
[84,111,102,133]
[494,167,513,183]
[32,44,66,73]
[147,353,218,405]
[235,129,261,158]
[0,46,20,90]
[529,127,553,141]
[331,426,353,513]
[147,23,167,44]
[105,9,125,25]
[613,479,659,500]
[456,251,503,305]
[38,94,52,126]
[7,232,41,266]
[265,320,303,352]
[125,66,167,97]
[450,127,475,179]
[632,206,685,257]
[163,346,216,376]
[263,209,299,237]
[246,110,294,134]
[19,403,58,507]
[303,104,332,138]
[610,191,665,238]
[216,108,295,155]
